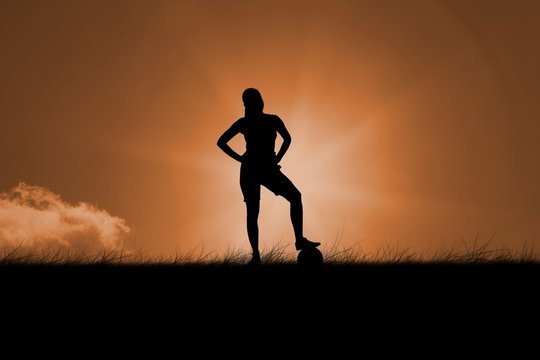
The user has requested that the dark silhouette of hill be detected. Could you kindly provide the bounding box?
[3,263,539,309]
[2,263,538,355]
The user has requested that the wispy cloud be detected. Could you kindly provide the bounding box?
[0,183,130,253]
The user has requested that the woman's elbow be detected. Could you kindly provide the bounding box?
[217,137,225,148]
[283,135,292,145]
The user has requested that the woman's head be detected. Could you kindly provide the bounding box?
[242,88,264,116]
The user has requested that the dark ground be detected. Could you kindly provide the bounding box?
[3,262,539,307]
[2,263,538,353]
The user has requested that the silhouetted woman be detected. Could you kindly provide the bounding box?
[217,88,320,264]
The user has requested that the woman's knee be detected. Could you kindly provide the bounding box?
[246,201,260,218]
[285,189,302,204]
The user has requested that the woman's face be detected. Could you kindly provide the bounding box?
[243,89,264,113]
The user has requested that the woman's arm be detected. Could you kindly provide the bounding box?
[274,116,291,164]
[217,122,243,163]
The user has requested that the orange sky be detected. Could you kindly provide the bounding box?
[1,0,539,258]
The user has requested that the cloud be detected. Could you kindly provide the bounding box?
[0,183,130,254]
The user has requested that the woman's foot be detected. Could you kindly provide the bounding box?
[295,237,321,250]
[247,253,261,266]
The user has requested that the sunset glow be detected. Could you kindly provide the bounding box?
[1,0,539,259]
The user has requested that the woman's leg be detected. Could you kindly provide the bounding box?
[264,172,304,241]
[284,188,304,242]
[245,200,261,260]
[264,170,320,249]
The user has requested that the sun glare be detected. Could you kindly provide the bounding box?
[280,102,383,247]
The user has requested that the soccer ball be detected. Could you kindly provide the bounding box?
[297,247,323,267]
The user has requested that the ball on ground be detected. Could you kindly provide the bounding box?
[297,247,323,267]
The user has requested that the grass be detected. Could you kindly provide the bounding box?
[0,233,536,265]
[3,236,538,330]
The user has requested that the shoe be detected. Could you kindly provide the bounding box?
[247,254,261,266]
[295,237,321,250]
